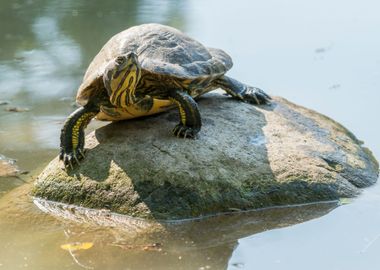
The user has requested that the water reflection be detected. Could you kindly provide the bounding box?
[0,0,379,269]
[0,184,338,270]
[1,2,79,99]
[0,0,186,171]
[0,0,190,255]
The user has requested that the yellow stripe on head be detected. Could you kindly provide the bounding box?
[119,91,128,108]
[111,67,139,107]
[105,52,141,108]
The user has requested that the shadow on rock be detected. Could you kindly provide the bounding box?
[74,94,276,219]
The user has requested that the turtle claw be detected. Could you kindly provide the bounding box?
[242,87,271,105]
[172,124,198,139]
[78,149,86,159]
[59,147,84,170]
[67,159,74,170]
[73,154,80,165]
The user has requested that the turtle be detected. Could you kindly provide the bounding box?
[60,23,271,168]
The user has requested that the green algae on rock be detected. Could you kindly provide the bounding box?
[32,93,379,220]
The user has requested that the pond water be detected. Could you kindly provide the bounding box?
[0,0,379,269]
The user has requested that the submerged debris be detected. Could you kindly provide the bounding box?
[315,45,332,54]
[0,101,10,106]
[329,84,341,90]
[315,47,327,54]
[4,107,30,112]
[110,242,162,252]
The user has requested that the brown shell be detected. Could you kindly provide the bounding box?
[76,23,233,105]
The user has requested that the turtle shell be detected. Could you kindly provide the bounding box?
[76,23,233,106]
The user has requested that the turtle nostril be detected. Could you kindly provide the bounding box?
[115,56,125,64]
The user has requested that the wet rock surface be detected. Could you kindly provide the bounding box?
[33,93,379,220]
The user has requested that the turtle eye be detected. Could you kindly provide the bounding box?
[115,56,125,65]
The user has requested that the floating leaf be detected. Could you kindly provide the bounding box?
[61,242,94,251]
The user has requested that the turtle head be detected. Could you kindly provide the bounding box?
[103,52,141,102]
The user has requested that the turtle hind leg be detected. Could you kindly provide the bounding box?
[214,75,271,105]
[169,89,201,139]
[60,104,99,169]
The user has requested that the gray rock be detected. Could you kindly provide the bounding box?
[32,93,379,220]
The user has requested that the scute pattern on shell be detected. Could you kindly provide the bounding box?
[76,24,233,105]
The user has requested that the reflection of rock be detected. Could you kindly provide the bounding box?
[33,93,379,220]
[0,154,21,177]
[32,196,338,270]
[33,198,163,238]
[34,196,338,247]
[0,182,337,270]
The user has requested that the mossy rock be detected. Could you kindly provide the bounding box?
[32,93,379,220]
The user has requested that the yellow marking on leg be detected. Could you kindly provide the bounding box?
[170,97,187,125]
[71,112,96,150]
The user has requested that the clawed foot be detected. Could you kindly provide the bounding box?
[59,105,99,170]
[242,87,271,105]
[59,147,85,170]
[172,124,199,139]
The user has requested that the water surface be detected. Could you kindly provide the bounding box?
[0,0,379,269]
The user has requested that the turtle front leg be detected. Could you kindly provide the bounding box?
[169,89,201,139]
[59,104,99,169]
[214,75,271,105]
